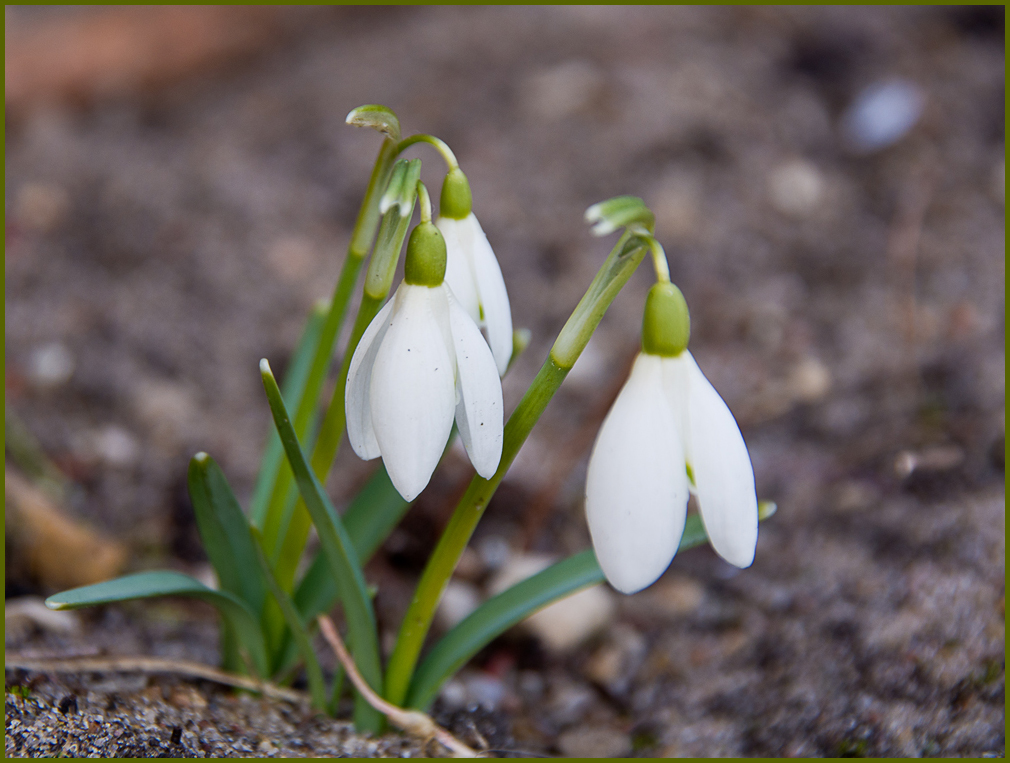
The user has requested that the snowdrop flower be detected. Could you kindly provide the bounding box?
[346,218,504,502]
[585,282,758,594]
[435,168,513,376]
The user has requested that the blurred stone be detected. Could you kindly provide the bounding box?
[632,575,705,619]
[439,679,468,710]
[894,445,965,478]
[91,425,141,468]
[5,596,81,641]
[841,78,925,153]
[436,579,482,631]
[547,678,596,726]
[786,355,832,403]
[523,60,604,121]
[768,159,824,217]
[991,156,1004,204]
[132,380,198,450]
[557,726,632,758]
[583,623,646,695]
[488,553,615,651]
[463,673,506,711]
[477,535,511,572]
[28,342,75,389]
[16,181,70,232]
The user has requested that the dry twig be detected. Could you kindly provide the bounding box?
[4,652,306,704]
[317,615,480,758]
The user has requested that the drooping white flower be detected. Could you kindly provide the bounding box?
[345,217,504,502]
[435,167,513,376]
[585,283,757,594]
[436,213,513,376]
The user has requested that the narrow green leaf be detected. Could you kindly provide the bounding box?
[251,300,328,528]
[259,359,383,733]
[188,453,266,613]
[249,527,327,710]
[46,571,268,678]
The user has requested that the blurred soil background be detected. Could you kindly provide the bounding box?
[4,5,1005,757]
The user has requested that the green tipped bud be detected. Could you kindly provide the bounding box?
[584,195,656,236]
[404,222,446,286]
[641,281,690,357]
[380,158,422,217]
[345,104,401,142]
[439,167,473,219]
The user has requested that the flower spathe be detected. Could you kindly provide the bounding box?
[585,351,758,594]
[436,213,513,376]
[345,282,504,502]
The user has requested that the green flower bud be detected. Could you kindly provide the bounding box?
[641,281,690,357]
[404,222,447,286]
[439,167,473,220]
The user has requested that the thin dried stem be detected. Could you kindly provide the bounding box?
[316,615,479,758]
[5,652,306,703]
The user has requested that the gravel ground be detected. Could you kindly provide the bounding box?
[5,6,1005,757]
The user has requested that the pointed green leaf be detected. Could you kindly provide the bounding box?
[251,300,328,528]
[46,571,268,677]
[188,453,266,613]
[259,359,383,733]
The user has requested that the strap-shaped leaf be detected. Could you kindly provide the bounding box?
[259,359,383,733]
[250,527,327,710]
[45,571,268,678]
[188,453,266,613]
[250,300,327,528]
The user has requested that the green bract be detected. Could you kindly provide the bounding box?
[439,167,472,219]
[403,221,447,287]
[642,281,690,357]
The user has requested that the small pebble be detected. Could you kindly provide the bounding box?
[841,78,925,153]
[768,159,824,217]
[786,355,832,403]
[92,425,141,468]
[488,553,615,651]
[557,726,632,758]
[436,579,482,631]
[28,342,75,389]
[16,181,70,232]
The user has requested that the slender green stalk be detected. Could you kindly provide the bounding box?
[383,233,649,707]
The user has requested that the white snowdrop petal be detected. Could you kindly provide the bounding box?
[344,297,395,460]
[460,213,513,376]
[680,352,758,568]
[369,285,456,501]
[446,289,504,479]
[436,217,481,325]
[585,354,689,594]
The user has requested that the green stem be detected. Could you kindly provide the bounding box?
[396,133,458,170]
[383,233,649,707]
